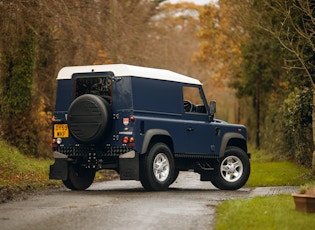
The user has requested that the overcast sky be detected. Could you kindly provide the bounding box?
[167,0,212,5]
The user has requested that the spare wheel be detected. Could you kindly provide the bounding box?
[67,94,112,143]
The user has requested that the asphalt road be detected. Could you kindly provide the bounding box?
[0,172,297,230]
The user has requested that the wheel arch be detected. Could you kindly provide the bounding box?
[141,129,174,154]
[219,133,247,158]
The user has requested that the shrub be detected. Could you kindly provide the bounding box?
[280,86,313,166]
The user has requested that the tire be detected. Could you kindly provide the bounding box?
[68,94,112,143]
[62,163,95,190]
[140,143,175,191]
[170,169,180,185]
[210,146,250,190]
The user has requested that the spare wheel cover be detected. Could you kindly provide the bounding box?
[68,94,111,143]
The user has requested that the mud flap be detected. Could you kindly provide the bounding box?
[119,150,139,180]
[49,151,68,180]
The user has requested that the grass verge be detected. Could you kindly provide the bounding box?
[0,139,117,202]
[246,148,313,186]
[0,139,61,202]
[247,161,313,187]
[216,194,315,230]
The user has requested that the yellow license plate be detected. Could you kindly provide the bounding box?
[54,124,69,138]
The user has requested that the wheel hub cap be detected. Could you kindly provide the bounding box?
[153,153,170,182]
[220,156,243,182]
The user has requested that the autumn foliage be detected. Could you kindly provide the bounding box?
[195,0,314,166]
[0,1,207,157]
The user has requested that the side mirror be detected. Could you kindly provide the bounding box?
[209,100,216,122]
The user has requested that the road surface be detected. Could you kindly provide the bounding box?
[0,172,297,230]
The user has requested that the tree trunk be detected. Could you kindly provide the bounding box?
[312,85,315,175]
[256,75,260,149]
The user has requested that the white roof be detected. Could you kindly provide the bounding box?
[57,64,201,85]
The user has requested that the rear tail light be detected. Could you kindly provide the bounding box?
[123,136,129,144]
[52,139,57,148]
[122,136,135,146]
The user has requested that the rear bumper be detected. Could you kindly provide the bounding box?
[49,150,140,181]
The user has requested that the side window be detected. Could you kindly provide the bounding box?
[183,86,207,114]
[75,77,112,102]
[132,78,182,114]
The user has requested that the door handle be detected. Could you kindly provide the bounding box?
[186,127,194,132]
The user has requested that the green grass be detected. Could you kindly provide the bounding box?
[246,149,313,186]
[0,139,60,202]
[216,194,315,230]
[247,161,312,187]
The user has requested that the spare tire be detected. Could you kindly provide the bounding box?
[67,94,112,143]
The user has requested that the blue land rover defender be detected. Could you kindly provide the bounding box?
[49,64,250,191]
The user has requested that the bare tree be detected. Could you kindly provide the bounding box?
[259,0,315,173]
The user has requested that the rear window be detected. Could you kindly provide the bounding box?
[73,72,113,102]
